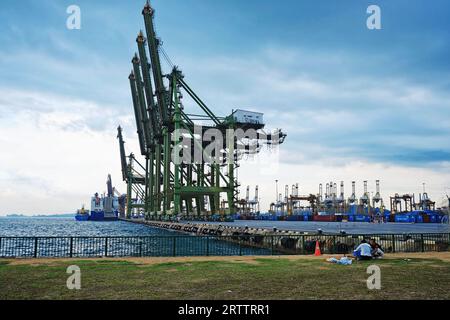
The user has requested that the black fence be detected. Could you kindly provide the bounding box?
[0,233,449,258]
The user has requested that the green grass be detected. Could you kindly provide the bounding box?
[0,257,449,300]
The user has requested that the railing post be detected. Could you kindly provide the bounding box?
[271,236,274,256]
[332,236,336,254]
[105,238,108,257]
[448,233,450,252]
[33,237,38,258]
[392,234,396,253]
[69,237,73,258]
[421,234,425,253]
[173,237,176,257]
[301,235,305,255]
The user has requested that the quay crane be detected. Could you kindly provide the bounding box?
[117,1,286,220]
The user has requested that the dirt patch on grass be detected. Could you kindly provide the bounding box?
[2,252,449,266]
[384,252,450,262]
[230,260,261,265]
[316,266,331,270]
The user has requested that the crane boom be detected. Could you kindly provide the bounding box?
[132,54,154,148]
[137,31,159,140]
[117,126,128,182]
[128,73,147,155]
[142,1,168,125]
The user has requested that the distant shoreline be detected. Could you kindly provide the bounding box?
[2,214,73,218]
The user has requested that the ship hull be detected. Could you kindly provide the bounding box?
[90,210,118,221]
[75,214,90,221]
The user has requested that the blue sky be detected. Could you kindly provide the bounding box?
[0,0,449,214]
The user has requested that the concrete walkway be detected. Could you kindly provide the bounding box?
[184,220,450,234]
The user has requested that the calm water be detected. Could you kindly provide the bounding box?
[0,218,270,257]
[0,217,178,237]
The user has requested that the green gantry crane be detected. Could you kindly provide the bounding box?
[118,1,286,220]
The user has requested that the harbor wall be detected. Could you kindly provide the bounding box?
[120,219,450,254]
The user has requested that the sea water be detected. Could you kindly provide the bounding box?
[0,217,270,257]
[0,217,173,237]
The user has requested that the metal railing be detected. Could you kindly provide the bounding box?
[0,233,448,258]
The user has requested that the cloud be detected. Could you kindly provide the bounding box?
[0,89,138,215]
[173,47,450,167]
[1,1,449,214]
[237,151,450,212]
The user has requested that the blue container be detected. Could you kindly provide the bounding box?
[416,215,424,223]
[395,215,411,223]
[348,215,355,222]
[303,215,310,221]
[355,215,369,222]
[430,215,437,223]
[347,205,358,215]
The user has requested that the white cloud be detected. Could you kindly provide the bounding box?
[1,44,449,215]
[0,89,136,215]
[237,150,450,212]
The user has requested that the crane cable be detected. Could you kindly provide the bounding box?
[159,45,174,69]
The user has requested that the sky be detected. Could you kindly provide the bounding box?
[0,0,449,215]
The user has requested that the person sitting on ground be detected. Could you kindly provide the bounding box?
[369,239,384,258]
[353,239,373,261]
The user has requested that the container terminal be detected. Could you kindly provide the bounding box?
[234,180,448,224]
[78,1,448,228]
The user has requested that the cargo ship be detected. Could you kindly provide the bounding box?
[75,175,125,221]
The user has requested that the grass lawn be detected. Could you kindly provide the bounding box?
[0,253,449,300]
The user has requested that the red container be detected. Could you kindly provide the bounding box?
[313,215,336,222]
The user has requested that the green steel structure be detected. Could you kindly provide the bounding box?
[118,1,286,220]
